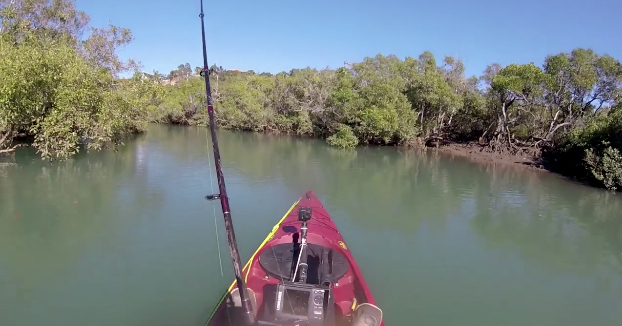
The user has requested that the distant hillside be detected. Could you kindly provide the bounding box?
[137,63,273,85]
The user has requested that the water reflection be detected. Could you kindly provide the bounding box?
[3,125,622,326]
[0,145,166,311]
[452,156,622,275]
[149,125,622,325]
[149,125,622,279]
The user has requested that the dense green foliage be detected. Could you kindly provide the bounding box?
[155,50,622,190]
[0,0,161,159]
[1,1,620,191]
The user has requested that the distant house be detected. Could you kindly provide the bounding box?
[161,78,178,85]
[138,72,155,80]
[135,67,207,86]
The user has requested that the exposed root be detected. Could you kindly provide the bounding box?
[0,129,18,156]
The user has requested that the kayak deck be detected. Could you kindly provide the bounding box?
[206,190,384,326]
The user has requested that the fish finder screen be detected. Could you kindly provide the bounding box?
[282,288,310,316]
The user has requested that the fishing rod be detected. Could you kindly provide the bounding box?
[198,0,254,324]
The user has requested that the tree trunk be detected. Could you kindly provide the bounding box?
[0,128,15,151]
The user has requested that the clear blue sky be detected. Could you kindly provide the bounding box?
[75,0,621,78]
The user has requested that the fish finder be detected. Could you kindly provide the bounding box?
[274,281,328,326]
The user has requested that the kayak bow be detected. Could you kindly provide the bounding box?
[196,0,383,324]
[205,190,384,326]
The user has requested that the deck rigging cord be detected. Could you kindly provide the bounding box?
[291,225,308,282]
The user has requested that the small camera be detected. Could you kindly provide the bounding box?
[298,207,312,222]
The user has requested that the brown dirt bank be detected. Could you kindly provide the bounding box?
[426,142,547,172]
[426,142,619,192]
[212,128,553,174]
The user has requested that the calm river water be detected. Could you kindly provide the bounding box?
[1,124,622,326]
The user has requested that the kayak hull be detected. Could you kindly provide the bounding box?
[206,190,384,326]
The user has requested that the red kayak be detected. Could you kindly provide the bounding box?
[206,190,384,326]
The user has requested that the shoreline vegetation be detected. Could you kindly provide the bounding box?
[1,1,621,191]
